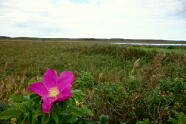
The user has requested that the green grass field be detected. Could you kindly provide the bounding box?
[0,39,186,123]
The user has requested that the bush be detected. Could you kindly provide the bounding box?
[0,89,94,124]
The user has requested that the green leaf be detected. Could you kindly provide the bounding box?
[66,116,78,123]
[0,102,9,111]
[168,110,186,124]
[41,113,50,124]
[136,119,150,124]
[0,107,21,119]
[8,94,29,103]
[80,105,94,117]
[98,115,109,124]
[52,112,59,124]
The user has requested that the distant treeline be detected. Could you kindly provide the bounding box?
[0,36,185,43]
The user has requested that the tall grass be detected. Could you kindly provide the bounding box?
[0,40,186,123]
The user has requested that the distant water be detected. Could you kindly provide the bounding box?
[112,43,186,46]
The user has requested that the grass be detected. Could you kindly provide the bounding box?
[130,45,186,55]
[0,39,186,123]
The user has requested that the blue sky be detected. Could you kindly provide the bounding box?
[0,0,186,40]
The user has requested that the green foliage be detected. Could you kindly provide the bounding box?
[97,115,109,124]
[0,89,94,124]
[168,111,186,124]
[167,46,175,49]
[87,75,186,123]
[75,71,95,89]
[0,102,9,111]
[136,119,150,124]
[124,76,142,92]
[88,82,129,123]
[159,78,185,94]
[0,40,186,124]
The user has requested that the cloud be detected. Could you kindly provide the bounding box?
[0,0,186,40]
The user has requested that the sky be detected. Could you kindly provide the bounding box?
[0,0,186,40]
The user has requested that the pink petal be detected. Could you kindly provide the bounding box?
[28,81,48,97]
[58,71,74,91]
[42,98,53,113]
[56,87,72,101]
[43,69,58,88]
[59,71,74,84]
[160,91,166,95]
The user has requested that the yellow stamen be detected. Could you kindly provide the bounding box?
[48,88,60,97]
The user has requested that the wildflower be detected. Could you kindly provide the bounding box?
[28,69,74,113]
[159,91,166,95]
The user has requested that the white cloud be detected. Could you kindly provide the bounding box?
[0,0,186,40]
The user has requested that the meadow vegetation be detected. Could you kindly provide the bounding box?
[0,39,186,123]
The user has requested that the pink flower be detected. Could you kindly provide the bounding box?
[28,69,74,113]
[159,91,166,95]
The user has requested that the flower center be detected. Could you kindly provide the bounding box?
[48,87,60,98]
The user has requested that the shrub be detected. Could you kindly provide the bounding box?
[0,89,94,124]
